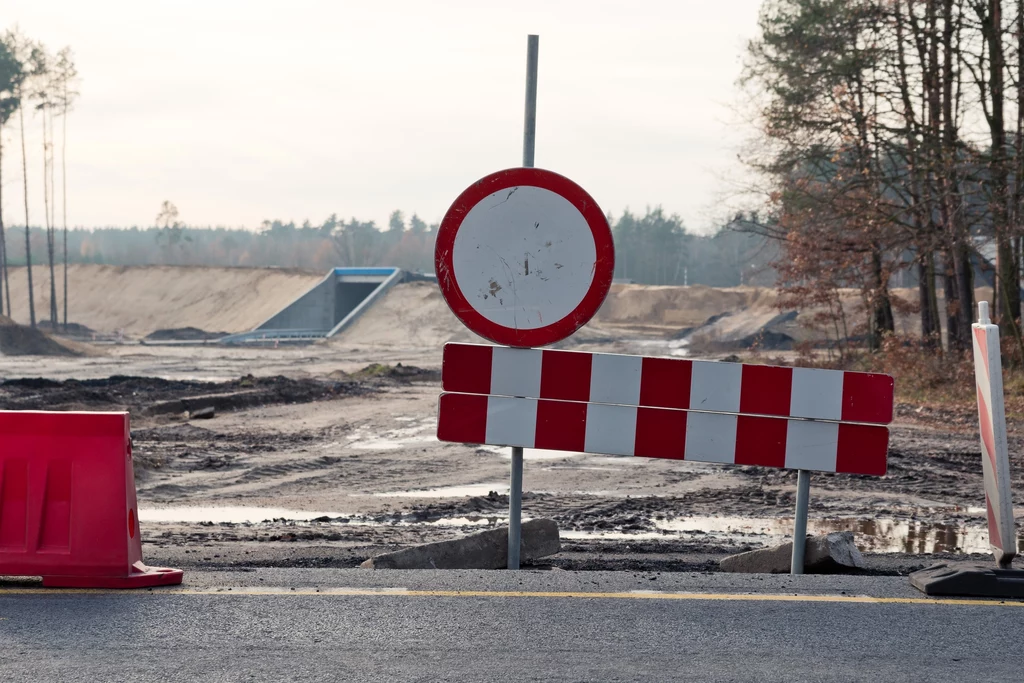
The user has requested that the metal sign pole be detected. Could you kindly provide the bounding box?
[790,469,811,574]
[523,35,539,168]
[508,446,524,569]
[508,34,539,571]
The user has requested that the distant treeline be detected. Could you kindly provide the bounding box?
[0,207,777,287]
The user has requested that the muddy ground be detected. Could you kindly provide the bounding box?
[1,342,1020,575]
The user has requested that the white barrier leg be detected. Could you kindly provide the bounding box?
[791,469,811,575]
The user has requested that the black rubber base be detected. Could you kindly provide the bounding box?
[910,562,1024,598]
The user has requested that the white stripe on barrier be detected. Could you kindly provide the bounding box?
[691,360,742,414]
[684,412,737,464]
[491,346,541,398]
[784,420,839,471]
[585,403,637,456]
[590,353,642,405]
[486,396,536,448]
[790,367,844,421]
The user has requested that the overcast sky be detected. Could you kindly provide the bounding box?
[3,1,764,234]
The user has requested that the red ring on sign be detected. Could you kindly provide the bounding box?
[434,167,614,347]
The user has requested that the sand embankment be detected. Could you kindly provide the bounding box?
[3,264,324,337]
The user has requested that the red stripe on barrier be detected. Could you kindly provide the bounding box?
[441,343,492,395]
[976,386,999,471]
[436,393,488,443]
[633,407,687,459]
[541,350,592,402]
[735,415,787,467]
[639,357,692,410]
[986,496,1003,550]
[841,372,895,424]
[835,423,888,476]
[974,327,989,380]
[535,399,587,451]
[739,365,792,417]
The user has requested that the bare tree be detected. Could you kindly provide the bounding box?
[53,47,77,330]
[31,44,58,326]
[0,34,23,318]
[5,29,42,328]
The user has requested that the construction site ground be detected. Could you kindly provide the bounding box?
[0,265,1019,574]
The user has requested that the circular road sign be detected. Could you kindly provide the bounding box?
[435,167,614,347]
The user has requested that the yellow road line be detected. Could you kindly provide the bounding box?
[0,586,1021,606]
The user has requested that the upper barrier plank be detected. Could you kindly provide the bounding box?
[442,343,895,425]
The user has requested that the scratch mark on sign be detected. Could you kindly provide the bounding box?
[490,187,519,209]
[493,251,519,330]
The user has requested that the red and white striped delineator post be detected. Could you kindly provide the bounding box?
[910,303,1023,597]
[438,342,894,573]
[972,301,1017,566]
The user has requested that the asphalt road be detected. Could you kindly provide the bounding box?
[1,569,1021,682]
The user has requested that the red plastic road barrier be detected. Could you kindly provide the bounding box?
[0,411,183,588]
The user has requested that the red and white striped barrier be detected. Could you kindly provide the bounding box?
[972,302,1018,566]
[442,344,894,424]
[438,343,894,476]
[438,393,889,475]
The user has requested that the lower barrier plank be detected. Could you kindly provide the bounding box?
[436,393,888,476]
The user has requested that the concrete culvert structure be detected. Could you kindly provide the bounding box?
[222,267,412,343]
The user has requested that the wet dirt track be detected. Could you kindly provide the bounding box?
[1,344,1020,574]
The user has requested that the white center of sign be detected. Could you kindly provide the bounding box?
[451,185,597,331]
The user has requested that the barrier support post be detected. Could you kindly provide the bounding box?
[508,446,524,569]
[791,469,811,574]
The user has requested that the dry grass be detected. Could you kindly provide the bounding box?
[780,336,1024,425]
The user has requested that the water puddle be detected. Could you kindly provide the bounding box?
[576,456,642,467]
[566,515,1022,554]
[620,339,690,358]
[139,506,1021,555]
[477,446,576,461]
[139,506,495,529]
[373,483,509,498]
[541,466,622,472]
[348,420,437,451]
[139,506,348,524]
